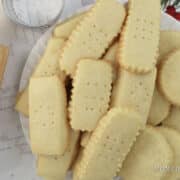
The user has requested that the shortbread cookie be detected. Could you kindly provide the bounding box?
[69,59,113,131]
[0,45,8,86]
[118,0,160,73]
[163,107,180,133]
[53,13,85,39]
[119,126,173,180]
[29,76,69,155]
[73,107,143,180]
[148,87,171,126]
[33,37,65,77]
[158,127,180,180]
[158,49,180,106]
[104,41,118,66]
[15,37,65,116]
[60,0,125,75]
[104,41,118,82]
[37,130,79,179]
[80,132,91,147]
[15,87,29,116]
[111,68,157,123]
[159,31,180,62]
[44,178,58,180]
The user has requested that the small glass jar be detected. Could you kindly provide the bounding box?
[2,0,64,27]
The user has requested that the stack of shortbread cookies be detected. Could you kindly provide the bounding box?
[15,0,180,179]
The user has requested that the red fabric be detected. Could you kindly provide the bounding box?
[166,6,180,21]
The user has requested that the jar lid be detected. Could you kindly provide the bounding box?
[2,0,64,27]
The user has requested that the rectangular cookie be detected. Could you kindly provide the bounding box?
[37,130,79,179]
[33,37,65,78]
[15,37,65,116]
[104,41,118,82]
[53,12,85,39]
[29,76,69,155]
[118,0,160,73]
[159,31,180,63]
[73,107,143,180]
[111,68,157,123]
[0,45,8,86]
[69,59,113,131]
[59,0,125,76]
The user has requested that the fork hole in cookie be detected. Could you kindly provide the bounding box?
[139,81,143,86]
[92,24,96,28]
[130,90,134,95]
[42,123,46,127]
[136,18,140,22]
[88,32,92,37]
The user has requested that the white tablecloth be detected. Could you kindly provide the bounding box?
[0,1,94,179]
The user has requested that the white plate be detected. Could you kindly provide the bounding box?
[18,2,180,179]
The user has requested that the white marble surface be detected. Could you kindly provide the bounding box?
[0,0,94,179]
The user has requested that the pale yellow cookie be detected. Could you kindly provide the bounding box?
[80,132,91,147]
[43,178,58,180]
[73,107,143,180]
[104,41,118,82]
[104,41,118,66]
[37,130,79,179]
[29,76,69,155]
[119,126,173,180]
[111,68,157,123]
[15,37,65,117]
[118,0,160,73]
[158,127,180,180]
[0,45,8,86]
[69,59,113,131]
[158,49,180,106]
[59,0,125,76]
[163,106,180,133]
[159,31,180,62]
[43,176,59,180]
[148,87,171,126]
[33,37,65,77]
[53,12,85,39]
[15,87,29,116]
